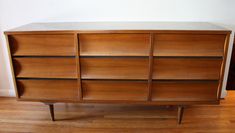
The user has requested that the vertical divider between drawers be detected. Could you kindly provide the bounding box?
[74,33,82,100]
[147,33,154,101]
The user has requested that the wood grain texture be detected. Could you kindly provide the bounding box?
[13,58,77,78]
[152,58,222,80]
[82,80,148,101]
[152,81,219,101]
[153,34,226,57]
[147,34,154,101]
[17,79,78,101]
[0,91,235,133]
[80,57,149,79]
[9,34,75,56]
[79,34,150,56]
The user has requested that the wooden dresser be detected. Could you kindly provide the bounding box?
[4,22,231,124]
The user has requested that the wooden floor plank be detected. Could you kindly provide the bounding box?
[0,91,235,133]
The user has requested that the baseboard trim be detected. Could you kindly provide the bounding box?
[0,89,14,97]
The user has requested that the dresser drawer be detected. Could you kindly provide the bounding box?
[17,79,78,100]
[152,81,219,101]
[9,34,75,56]
[154,34,226,57]
[153,58,222,80]
[13,58,77,78]
[81,57,149,79]
[82,80,148,101]
[79,34,150,56]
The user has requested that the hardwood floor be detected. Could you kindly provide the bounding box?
[0,91,235,133]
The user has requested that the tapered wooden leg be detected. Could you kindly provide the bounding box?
[177,106,184,124]
[44,103,55,121]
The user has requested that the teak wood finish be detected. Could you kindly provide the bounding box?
[4,22,231,124]
[82,80,148,101]
[8,34,75,56]
[79,33,150,56]
[17,79,78,101]
[14,58,77,79]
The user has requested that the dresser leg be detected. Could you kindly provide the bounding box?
[177,106,184,124]
[44,103,55,121]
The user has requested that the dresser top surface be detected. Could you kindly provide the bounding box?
[5,22,231,33]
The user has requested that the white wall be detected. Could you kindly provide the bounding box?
[0,0,235,97]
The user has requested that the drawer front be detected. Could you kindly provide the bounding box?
[17,79,78,100]
[153,58,222,80]
[14,58,77,78]
[81,58,149,79]
[82,80,148,101]
[79,34,150,56]
[154,34,226,56]
[152,81,219,101]
[9,34,75,56]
